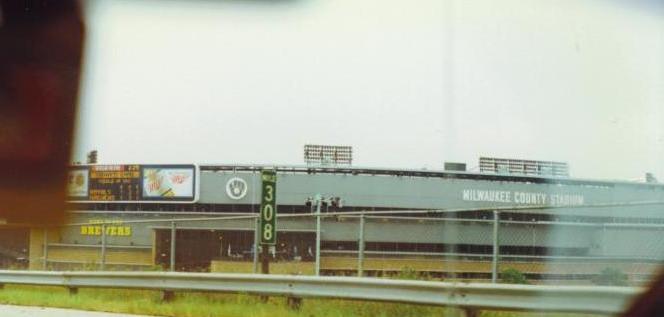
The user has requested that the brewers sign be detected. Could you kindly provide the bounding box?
[260,170,277,245]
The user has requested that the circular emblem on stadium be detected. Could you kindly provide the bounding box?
[226,177,248,200]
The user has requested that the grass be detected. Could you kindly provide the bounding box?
[210,260,315,275]
[0,284,603,317]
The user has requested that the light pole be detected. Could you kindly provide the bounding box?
[491,210,499,283]
[308,194,343,276]
[314,194,322,276]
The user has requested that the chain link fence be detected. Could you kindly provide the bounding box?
[16,207,664,286]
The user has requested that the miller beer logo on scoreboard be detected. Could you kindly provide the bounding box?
[142,167,194,198]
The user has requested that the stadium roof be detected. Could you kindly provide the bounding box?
[199,164,664,190]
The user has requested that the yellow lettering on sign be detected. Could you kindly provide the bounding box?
[90,171,140,179]
[80,220,133,237]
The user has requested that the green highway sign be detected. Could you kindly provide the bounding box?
[260,170,277,245]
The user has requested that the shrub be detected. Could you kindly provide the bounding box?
[396,267,419,280]
[395,267,431,281]
[500,268,528,284]
[593,267,628,286]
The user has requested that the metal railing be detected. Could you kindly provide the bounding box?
[0,270,642,314]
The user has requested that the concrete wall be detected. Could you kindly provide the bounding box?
[199,170,664,218]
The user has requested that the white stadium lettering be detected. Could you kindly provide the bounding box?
[462,189,584,206]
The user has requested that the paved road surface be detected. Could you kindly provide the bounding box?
[0,304,153,317]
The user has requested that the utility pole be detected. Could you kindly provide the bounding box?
[308,194,342,276]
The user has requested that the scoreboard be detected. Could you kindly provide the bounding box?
[89,165,140,201]
[68,164,197,203]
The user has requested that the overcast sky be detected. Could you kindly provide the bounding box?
[73,0,664,181]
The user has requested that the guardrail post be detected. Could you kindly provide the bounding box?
[253,216,259,274]
[68,287,78,295]
[287,296,302,310]
[43,228,48,270]
[161,290,175,302]
[100,223,107,271]
[358,214,365,277]
[170,221,176,272]
[491,210,499,283]
[463,308,480,317]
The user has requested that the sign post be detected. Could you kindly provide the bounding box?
[259,170,277,274]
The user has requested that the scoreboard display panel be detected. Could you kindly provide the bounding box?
[68,164,197,203]
[89,165,140,201]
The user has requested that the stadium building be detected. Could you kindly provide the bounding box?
[16,159,664,281]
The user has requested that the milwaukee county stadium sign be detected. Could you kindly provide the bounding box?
[462,189,585,206]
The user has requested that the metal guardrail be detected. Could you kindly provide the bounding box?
[0,270,642,314]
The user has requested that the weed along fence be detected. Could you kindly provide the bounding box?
[29,206,664,287]
[0,270,643,315]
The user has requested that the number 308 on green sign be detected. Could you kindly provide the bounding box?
[260,170,277,244]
